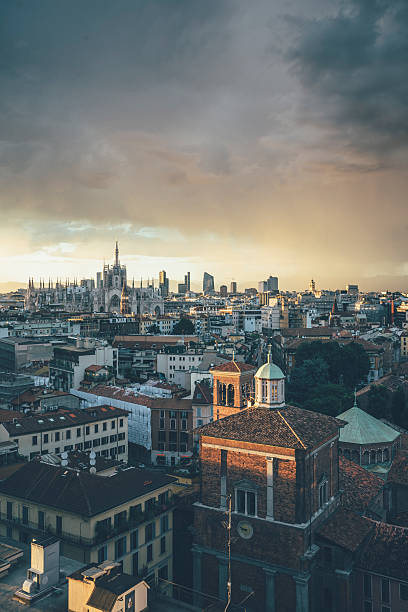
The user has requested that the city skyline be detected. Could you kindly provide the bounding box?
[1,0,407,290]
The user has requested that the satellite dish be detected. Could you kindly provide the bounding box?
[90,458,96,466]
[61,452,68,460]
[89,451,96,460]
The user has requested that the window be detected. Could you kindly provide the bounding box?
[160,410,165,418]
[115,536,126,558]
[85,426,90,435]
[400,583,408,601]
[64,444,73,451]
[261,379,268,402]
[161,515,169,533]
[381,578,390,603]
[158,564,168,580]
[181,419,187,430]
[111,420,116,429]
[132,552,138,576]
[130,530,138,550]
[32,435,38,446]
[76,428,81,437]
[169,431,177,443]
[101,436,109,445]
[319,477,328,508]
[235,487,256,516]
[159,418,165,430]
[103,422,107,431]
[55,432,60,441]
[93,439,100,447]
[147,543,153,563]
[119,418,124,427]
[118,432,125,441]
[364,574,372,599]
[22,506,28,525]
[170,419,176,430]
[160,536,166,554]
[159,491,168,506]
[84,441,91,449]
[118,445,125,454]
[94,424,98,433]
[43,433,49,444]
[66,430,71,440]
[55,447,60,454]
[145,522,155,543]
[38,510,44,530]
[114,511,127,529]
[56,516,62,535]
[98,545,107,563]
[110,434,117,443]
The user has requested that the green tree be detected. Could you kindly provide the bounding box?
[365,385,389,419]
[391,388,407,428]
[340,343,370,388]
[173,318,195,335]
[288,358,329,404]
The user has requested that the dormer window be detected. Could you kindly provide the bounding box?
[234,480,257,516]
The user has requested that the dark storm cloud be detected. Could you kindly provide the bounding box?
[289,0,408,158]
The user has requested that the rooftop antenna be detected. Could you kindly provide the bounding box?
[267,344,272,363]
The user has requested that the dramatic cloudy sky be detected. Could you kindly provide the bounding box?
[1,0,407,290]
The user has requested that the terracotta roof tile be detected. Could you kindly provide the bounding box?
[318,507,373,552]
[210,361,255,373]
[339,456,384,515]
[199,405,342,450]
[358,521,408,581]
[387,450,408,486]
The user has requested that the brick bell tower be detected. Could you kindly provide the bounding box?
[193,352,344,612]
[210,356,256,421]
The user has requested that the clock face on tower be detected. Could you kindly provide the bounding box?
[237,520,254,540]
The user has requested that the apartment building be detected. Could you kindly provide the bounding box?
[49,338,118,391]
[156,351,203,382]
[0,405,129,462]
[150,398,193,466]
[0,461,176,585]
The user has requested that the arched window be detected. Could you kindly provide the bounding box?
[377,450,383,463]
[218,382,226,406]
[370,450,376,464]
[234,480,257,516]
[352,450,360,463]
[362,451,369,465]
[319,475,329,509]
[227,384,235,407]
[383,448,389,462]
[261,380,268,402]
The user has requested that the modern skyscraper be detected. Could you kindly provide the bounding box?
[203,272,214,294]
[184,272,191,292]
[159,270,169,297]
[230,281,237,294]
[219,285,228,297]
[258,275,279,293]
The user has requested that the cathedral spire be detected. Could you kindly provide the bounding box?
[115,241,119,267]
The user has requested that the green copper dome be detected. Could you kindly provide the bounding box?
[255,351,285,380]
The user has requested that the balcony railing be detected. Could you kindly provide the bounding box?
[0,498,177,549]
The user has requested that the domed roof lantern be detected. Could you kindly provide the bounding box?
[254,345,285,409]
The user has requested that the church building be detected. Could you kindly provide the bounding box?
[193,351,344,611]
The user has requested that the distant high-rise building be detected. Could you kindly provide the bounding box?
[347,284,359,295]
[203,272,214,294]
[230,281,237,294]
[219,285,228,297]
[159,270,169,297]
[96,272,103,289]
[309,279,316,293]
[258,275,278,294]
[184,272,191,292]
